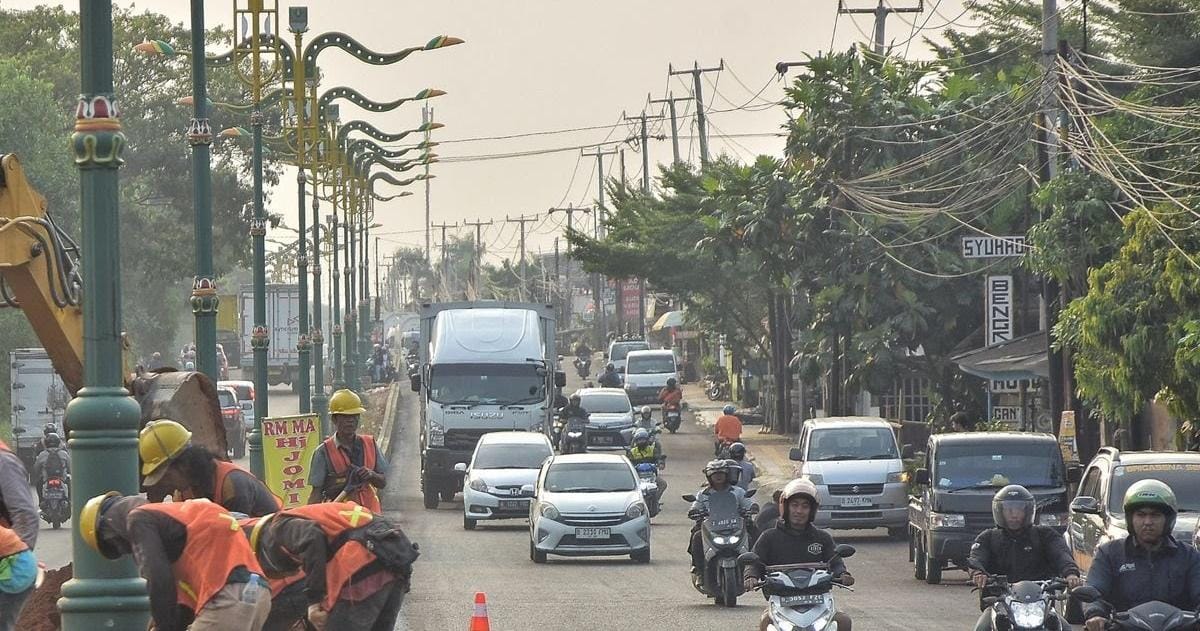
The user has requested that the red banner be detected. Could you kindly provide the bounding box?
[620,279,641,322]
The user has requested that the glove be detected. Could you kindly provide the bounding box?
[1066,574,1083,590]
[687,509,704,520]
[351,467,371,484]
[743,576,760,592]
[307,603,328,631]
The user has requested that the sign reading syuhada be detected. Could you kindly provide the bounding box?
[262,414,321,508]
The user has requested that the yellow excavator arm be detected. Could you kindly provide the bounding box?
[0,154,84,394]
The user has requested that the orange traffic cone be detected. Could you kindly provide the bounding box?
[469,591,491,631]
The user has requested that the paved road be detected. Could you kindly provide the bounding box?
[34,384,302,570]
[387,374,985,630]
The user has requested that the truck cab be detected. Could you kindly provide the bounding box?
[907,432,1079,585]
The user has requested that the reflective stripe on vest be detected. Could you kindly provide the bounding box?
[322,436,381,513]
[135,499,263,613]
[279,502,378,610]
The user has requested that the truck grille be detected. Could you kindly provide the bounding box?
[444,429,493,451]
[558,512,625,527]
[828,484,884,496]
[965,513,994,531]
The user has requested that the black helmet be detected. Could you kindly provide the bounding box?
[729,442,747,460]
[606,363,615,371]
[992,485,1036,530]
[45,433,61,449]
[667,377,677,387]
[44,423,57,436]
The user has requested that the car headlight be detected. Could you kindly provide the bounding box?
[801,473,824,485]
[427,424,445,447]
[1008,600,1045,628]
[626,502,646,519]
[887,470,907,484]
[539,502,559,520]
[929,511,966,529]
[1038,512,1065,527]
[468,477,488,492]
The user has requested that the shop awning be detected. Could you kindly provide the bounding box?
[951,331,1049,382]
[652,310,685,331]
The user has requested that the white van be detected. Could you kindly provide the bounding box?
[607,339,650,374]
[622,349,678,406]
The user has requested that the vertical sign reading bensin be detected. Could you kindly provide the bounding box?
[262,414,322,508]
[986,275,1014,347]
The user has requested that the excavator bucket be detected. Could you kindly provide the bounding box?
[130,369,230,461]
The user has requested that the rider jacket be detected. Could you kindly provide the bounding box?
[1084,535,1200,620]
[558,404,589,421]
[688,485,753,518]
[745,520,847,581]
[658,387,682,407]
[967,525,1079,584]
[598,370,622,388]
[627,443,661,465]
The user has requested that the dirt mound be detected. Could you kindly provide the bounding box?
[17,563,71,631]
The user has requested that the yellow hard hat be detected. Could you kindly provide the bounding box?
[248,513,276,553]
[329,389,366,415]
[139,419,192,485]
[80,491,122,558]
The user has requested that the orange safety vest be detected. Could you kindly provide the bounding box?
[322,436,382,513]
[236,516,307,597]
[281,502,379,610]
[0,524,27,558]
[212,460,282,512]
[135,499,263,614]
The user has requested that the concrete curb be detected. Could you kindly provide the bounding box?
[378,381,401,458]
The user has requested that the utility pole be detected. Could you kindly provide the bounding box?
[548,205,592,255]
[649,92,690,164]
[505,214,538,300]
[625,110,664,194]
[669,60,723,164]
[838,0,924,55]
[463,219,492,300]
[431,221,456,300]
[581,147,618,236]
[581,147,617,346]
[423,105,434,264]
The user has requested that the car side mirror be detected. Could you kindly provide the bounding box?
[789,448,804,461]
[1067,463,1083,484]
[913,468,930,486]
[521,484,535,496]
[554,371,567,388]
[833,544,856,559]
[1071,585,1102,604]
[409,373,421,392]
[1070,496,1103,515]
[901,444,915,460]
[682,494,697,502]
[453,462,468,474]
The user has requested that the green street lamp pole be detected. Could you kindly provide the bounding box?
[289,8,311,414]
[329,208,343,388]
[343,182,357,389]
[188,0,219,382]
[59,1,150,629]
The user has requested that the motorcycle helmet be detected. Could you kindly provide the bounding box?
[667,377,677,387]
[640,405,652,418]
[992,485,1036,530]
[606,363,615,371]
[45,433,61,449]
[632,428,650,447]
[780,477,820,526]
[722,404,737,415]
[703,459,730,486]
[1123,479,1178,535]
[729,442,747,460]
[569,393,582,405]
[722,458,743,485]
[43,423,57,436]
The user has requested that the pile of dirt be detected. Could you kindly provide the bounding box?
[17,563,71,631]
[361,385,391,438]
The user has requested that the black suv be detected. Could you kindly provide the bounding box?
[1067,448,1200,574]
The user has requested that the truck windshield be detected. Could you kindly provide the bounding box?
[933,443,1064,490]
[1107,464,1200,515]
[808,427,899,461]
[627,356,675,375]
[429,363,544,405]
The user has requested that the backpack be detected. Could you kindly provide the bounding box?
[44,449,65,478]
[332,516,420,588]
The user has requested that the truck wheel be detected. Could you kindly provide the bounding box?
[914,538,927,581]
[440,488,457,501]
[422,487,439,509]
[924,545,942,585]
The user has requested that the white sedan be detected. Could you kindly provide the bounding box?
[455,431,554,530]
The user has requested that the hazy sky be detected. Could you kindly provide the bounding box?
[4,0,970,266]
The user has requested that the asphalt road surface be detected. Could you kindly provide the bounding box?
[386,372,985,630]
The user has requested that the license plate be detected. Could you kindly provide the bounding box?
[781,594,825,606]
[590,435,614,445]
[575,527,611,539]
[841,496,872,507]
[498,499,527,511]
[45,489,65,499]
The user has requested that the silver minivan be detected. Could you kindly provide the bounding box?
[788,417,908,537]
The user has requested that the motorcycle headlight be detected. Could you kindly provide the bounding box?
[539,502,559,520]
[1008,600,1045,629]
[1038,512,1065,527]
[567,431,583,438]
[929,511,966,529]
[468,477,488,492]
[626,502,646,519]
[428,424,445,447]
[712,535,727,545]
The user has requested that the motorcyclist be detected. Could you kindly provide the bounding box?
[35,423,58,455]
[714,404,742,456]
[744,478,854,631]
[598,363,622,388]
[637,405,656,430]
[728,443,755,490]
[688,459,754,585]
[967,485,1081,631]
[33,433,69,504]
[573,340,592,359]
[558,394,589,422]
[658,377,683,409]
[1083,479,1200,631]
[627,428,666,502]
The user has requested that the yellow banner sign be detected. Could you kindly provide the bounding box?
[262,414,321,508]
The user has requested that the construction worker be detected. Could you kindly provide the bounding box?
[80,493,271,631]
[307,389,388,512]
[241,502,418,631]
[140,419,280,517]
[0,437,37,631]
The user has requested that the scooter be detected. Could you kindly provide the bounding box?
[635,463,661,517]
[975,573,1070,630]
[573,356,591,379]
[560,416,586,454]
[40,474,70,529]
[663,403,682,433]
[1072,585,1199,631]
[683,488,758,607]
[741,545,856,631]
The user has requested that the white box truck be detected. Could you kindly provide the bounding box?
[239,284,302,390]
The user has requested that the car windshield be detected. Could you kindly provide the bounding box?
[627,356,675,375]
[807,427,899,461]
[933,442,1064,490]
[579,394,630,414]
[429,363,545,405]
[545,462,635,492]
[217,390,236,407]
[610,343,649,361]
[1107,464,1200,515]
[474,443,553,469]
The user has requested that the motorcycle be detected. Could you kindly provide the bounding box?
[740,544,856,631]
[1072,585,1198,631]
[683,488,758,607]
[704,374,730,401]
[635,463,662,518]
[663,403,682,433]
[40,474,70,529]
[560,416,586,454]
[975,573,1069,630]
[573,356,591,379]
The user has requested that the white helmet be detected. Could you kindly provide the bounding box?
[779,478,820,525]
[640,406,652,417]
